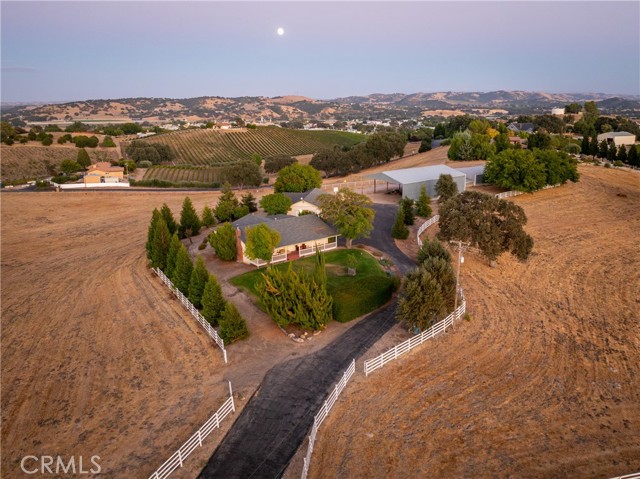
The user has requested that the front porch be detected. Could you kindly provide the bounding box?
[247,240,338,268]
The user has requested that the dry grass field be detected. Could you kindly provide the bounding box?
[308,165,640,479]
[1,163,638,478]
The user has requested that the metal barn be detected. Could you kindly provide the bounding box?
[366,165,467,200]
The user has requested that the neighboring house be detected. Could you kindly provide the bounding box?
[509,136,527,147]
[231,214,339,267]
[507,122,535,134]
[596,131,636,147]
[215,122,232,130]
[284,188,326,216]
[551,107,565,115]
[83,162,125,184]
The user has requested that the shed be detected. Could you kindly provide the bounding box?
[366,165,467,199]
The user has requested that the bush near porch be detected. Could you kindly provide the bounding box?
[230,249,398,323]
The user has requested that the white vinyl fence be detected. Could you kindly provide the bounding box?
[154,268,227,363]
[416,214,440,247]
[301,359,356,479]
[495,184,561,199]
[609,473,640,479]
[364,292,466,376]
[147,382,236,479]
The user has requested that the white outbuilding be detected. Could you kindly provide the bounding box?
[366,165,467,200]
[596,131,636,147]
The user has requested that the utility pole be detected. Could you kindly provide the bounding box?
[450,239,470,330]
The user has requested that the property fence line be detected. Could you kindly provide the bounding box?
[495,183,561,199]
[301,359,356,479]
[147,382,236,479]
[153,268,227,363]
[416,214,440,247]
[364,291,465,376]
[609,473,640,479]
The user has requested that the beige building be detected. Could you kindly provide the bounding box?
[84,162,125,184]
[284,188,326,216]
[596,131,636,148]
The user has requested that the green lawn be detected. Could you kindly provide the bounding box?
[230,249,398,323]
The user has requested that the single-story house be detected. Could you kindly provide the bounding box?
[283,188,326,216]
[231,214,339,267]
[366,165,467,200]
[507,122,535,134]
[83,162,124,184]
[596,131,636,147]
[509,136,527,147]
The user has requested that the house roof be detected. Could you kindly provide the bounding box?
[87,162,124,173]
[283,188,327,206]
[365,165,466,185]
[508,122,535,132]
[597,131,635,139]
[232,214,338,247]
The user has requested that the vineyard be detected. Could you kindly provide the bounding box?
[128,127,364,166]
[141,165,221,185]
[0,145,119,182]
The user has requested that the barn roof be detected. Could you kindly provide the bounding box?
[365,165,466,185]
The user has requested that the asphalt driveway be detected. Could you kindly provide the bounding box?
[198,201,416,479]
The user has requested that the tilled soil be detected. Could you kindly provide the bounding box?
[305,165,640,479]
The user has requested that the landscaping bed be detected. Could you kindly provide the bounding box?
[230,249,398,324]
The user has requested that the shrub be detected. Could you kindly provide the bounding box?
[260,193,292,215]
[218,303,249,344]
[209,222,237,261]
[201,275,226,325]
[391,207,409,239]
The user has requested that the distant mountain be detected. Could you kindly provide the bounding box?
[2,91,638,125]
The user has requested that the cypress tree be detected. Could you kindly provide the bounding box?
[392,207,409,239]
[146,208,161,261]
[201,274,226,325]
[580,135,590,155]
[179,196,201,239]
[418,238,452,265]
[188,256,209,308]
[201,205,216,228]
[607,143,617,162]
[617,145,628,164]
[165,233,181,278]
[598,140,608,159]
[151,217,171,270]
[314,248,327,288]
[219,303,249,344]
[172,244,193,294]
[628,145,639,167]
[415,185,432,218]
[160,203,178,235]
[589,136,599,156]
[400,197,415,225]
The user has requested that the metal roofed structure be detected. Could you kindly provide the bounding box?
[366,165,467,199]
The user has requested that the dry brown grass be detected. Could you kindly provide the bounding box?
[307,165,640,479]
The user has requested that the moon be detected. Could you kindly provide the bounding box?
[277,27,284,36]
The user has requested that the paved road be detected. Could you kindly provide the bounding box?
[198,301,397,479]
[198,201,416,479]
[356,203,417,275]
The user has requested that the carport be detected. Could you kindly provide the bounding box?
[366,165,467,200]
